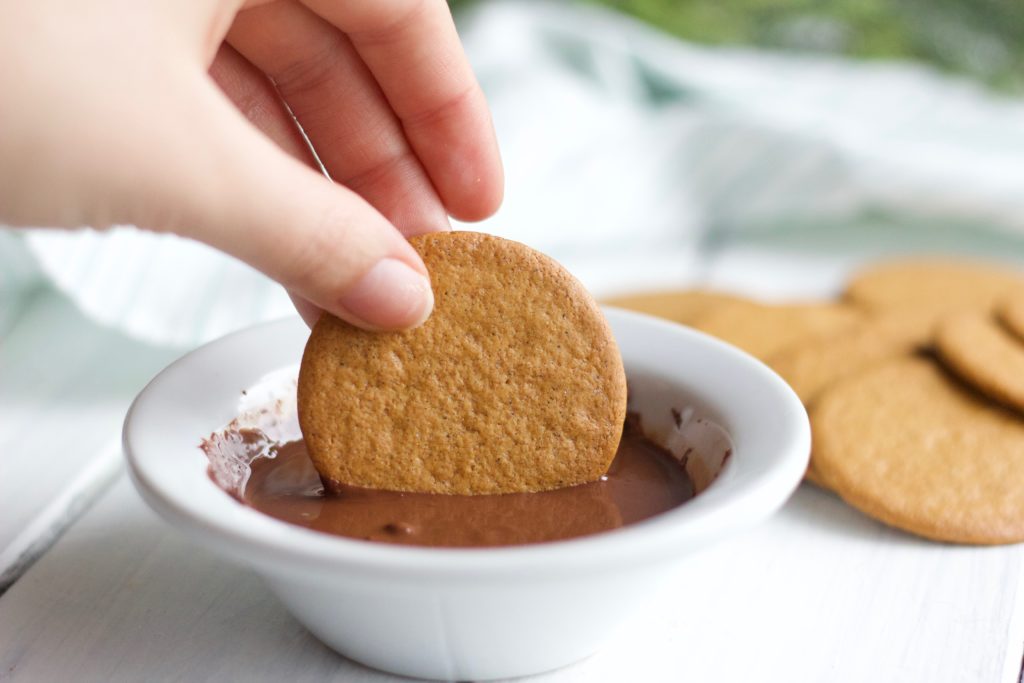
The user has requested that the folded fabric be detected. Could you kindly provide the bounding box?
[7,0,1024,348]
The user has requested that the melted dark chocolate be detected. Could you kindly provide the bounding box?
[239,424,694,548]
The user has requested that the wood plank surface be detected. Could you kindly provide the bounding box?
[0,292,178,584]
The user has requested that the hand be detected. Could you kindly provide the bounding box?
[0,0,503,330]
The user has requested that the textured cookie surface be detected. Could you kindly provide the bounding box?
[601,290,746,326]
[811,358,1024,544]
[936,312,1024,415]
[692,300,863,360]
[769,308,936,405]
[844,260,1023,312]
[297,231,627,495]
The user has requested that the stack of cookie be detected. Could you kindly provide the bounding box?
[605,260,1024,545]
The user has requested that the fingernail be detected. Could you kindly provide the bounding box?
[338,258,434,330]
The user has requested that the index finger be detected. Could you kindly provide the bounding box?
[301,0,503,222]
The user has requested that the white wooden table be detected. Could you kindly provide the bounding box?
[4,253,1024,683]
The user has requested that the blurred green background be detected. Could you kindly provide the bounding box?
[454,0,1024,92]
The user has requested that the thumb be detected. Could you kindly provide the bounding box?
[146,77,434,331]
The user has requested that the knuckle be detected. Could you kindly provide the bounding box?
[271,42,341,98]
[344,0,432,43]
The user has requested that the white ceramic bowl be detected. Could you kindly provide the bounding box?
[124,309,809,681]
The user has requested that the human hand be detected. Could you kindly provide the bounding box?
[0,0,503,330]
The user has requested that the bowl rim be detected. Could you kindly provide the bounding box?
[123,308,810,580]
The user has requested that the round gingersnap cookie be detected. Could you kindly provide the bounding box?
[691,300,863,360]
[935,311,1024,415]
[768,307,937,406]
[601,290,746,326]
[803,462,829,489]
[811,358,1024,544]
[297,231,627,495]
[844,259,1024,313]
[997,295,1024,343]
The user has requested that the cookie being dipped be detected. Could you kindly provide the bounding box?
[297,231,628,495]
